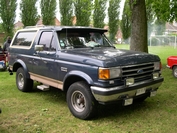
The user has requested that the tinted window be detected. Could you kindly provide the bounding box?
[12,31,36,46]
[38,32,56,51]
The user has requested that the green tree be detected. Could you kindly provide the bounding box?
[120,0,176,52]
[0,0,16,37]
[120,0,131,43]
[146,0,155,45]
[59,0,73,26]
[0,23,4,32]
[151,0,170,35]
[93,0,107,28]
[74,0,92,26]
[108,0,120,43]
[40,0,56,25]
[154,19,166,35]
[152,0,170,22]
[20,0,38,27]
[170,0,177,22]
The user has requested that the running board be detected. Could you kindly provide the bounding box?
[37,85,50,91]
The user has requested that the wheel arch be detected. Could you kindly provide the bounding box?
[63,70,93,92]
[12,59,30,78]
[172,65,177,69]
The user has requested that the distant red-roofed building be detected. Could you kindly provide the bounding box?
[14,21,24,30]
[165,22,177,34]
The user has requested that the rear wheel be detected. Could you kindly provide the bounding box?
[66,81,97,120]
[173,66,177,78]
[16,67,33,92]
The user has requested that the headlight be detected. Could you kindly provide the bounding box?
[153,73,159,79]
[98,67,121,79]
[154,62,161,70]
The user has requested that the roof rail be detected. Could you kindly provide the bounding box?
[24,25,45,29]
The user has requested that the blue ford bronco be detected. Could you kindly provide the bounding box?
[8,26,164,119]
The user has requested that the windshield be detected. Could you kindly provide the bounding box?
[57,30,112,49]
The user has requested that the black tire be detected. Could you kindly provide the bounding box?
[173,66,177,78]
[66,81,97,120]
[16,67,33,92]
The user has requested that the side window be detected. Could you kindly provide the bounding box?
[39,32,56,51]
[12,31,36,47]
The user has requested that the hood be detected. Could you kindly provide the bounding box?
[60,48,160,67]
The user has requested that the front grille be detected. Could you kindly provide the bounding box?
[121,63,154,83]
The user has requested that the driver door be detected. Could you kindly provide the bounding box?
[33,31,59,80]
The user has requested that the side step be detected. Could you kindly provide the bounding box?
[37,85,50,91]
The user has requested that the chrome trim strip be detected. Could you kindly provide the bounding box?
[122,62,154,68]
[29,72,63,90]
[90,80,163,102]
[122,66,153,72]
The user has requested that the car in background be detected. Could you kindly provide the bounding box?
[167,56,177,77]
[0,51,7,71]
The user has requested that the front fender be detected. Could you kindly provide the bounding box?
[13,59,30,78]
[64,70,94,84]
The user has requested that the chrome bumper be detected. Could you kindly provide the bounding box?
[166,65,170,69]
[90,77,164,103]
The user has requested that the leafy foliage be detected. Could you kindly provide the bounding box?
[108,0,120,43]
[120,0,131,42]
[40,0,56,25]
[151,0,170,22]
[154,19,166,35]
[169,0,177,22]
[93,0,107,28]
[74,0,92,26]
[0,0,16,37]
[0,23,4,32]
[20,0,39,27]
[59,0,73,26]
[146,0,155,44]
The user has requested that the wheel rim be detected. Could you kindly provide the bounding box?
[174,69,177,77]
[71,91,86,112]
[18,73,24,88]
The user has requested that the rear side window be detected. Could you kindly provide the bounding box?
[12,31,36,47]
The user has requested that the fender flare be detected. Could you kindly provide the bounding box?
[13,59,30,78]
[63,70,94,88]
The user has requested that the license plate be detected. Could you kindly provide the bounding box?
[124,98,133,106]
[136,88,146,96]
[150,91,157,97]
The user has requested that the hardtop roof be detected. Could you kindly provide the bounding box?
[22,25,108,32]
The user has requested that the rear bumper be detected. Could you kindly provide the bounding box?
[90,77,164,104]
[166,65,171,69]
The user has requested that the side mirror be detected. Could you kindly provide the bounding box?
[35,45,44,52]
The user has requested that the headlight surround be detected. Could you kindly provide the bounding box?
[154,62,161,70]
[98,67,121,79]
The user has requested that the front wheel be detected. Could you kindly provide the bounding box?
[16,67,33,92]
[66,81,97,120]
[173,66,177,78]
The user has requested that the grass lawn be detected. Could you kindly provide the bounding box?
[0,45,177,133]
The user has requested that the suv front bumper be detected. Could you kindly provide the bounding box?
[90,77,164,104]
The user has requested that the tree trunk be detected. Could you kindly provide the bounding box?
[130,0,148,53]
